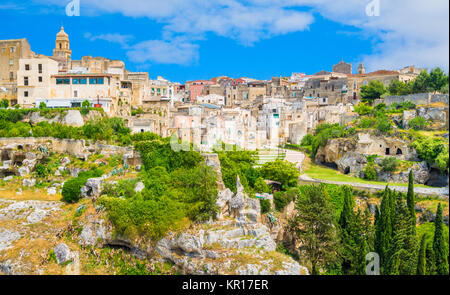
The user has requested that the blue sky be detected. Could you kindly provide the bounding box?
[1,0,448,83]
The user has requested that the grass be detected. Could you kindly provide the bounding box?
[302,159,433,188]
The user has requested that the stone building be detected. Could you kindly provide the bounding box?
[332,60,352,74]
[347,70,418,101]
[17,55,59,107]
[0,38,35,105]
[52,27,72,71]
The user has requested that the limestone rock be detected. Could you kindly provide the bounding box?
[54,243,72,265]
[22,178,36,187]
[18,166,30,177]
[81,177,103,198]
[79,218,112,246]
[61,157,71,166]
[61,110,84,127]
[2,175,13,181]
[236,175,244,194]
[47,187,57,195]
[336,152,367,174]
[402,110,417,128]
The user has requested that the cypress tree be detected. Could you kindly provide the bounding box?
[406,170,416,234]
[375,186,394,273]
[339,185,354,230]
[433,203,449,275]
[416,234,427,275]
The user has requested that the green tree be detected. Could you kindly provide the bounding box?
[412,70,431,93]
[253,177,271,193]
[406,170,416,235]
[380,157,399,172]
[433,203,449,275]
[416,234,428,275]
[290,185,339,275]
[388,80,408,96]
[259,160,299,189]
[82,100,91,108]
[0,99,9,109]
[364,163,377,180]
[360,80,387,104]
[428,67,448,93]
[408,116,429,130]
[385,191,417,275]
[374,186,395,272]
[39,102,47,109]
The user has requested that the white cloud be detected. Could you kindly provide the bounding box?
[282,0,449,71]
[84,32,134,48]
[126,38,199,65]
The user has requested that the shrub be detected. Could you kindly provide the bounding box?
[62,169,103,203]
[380,157,400,172]
[259,160,299,189]
[376,116,392,133]
[35,163,49,178]
[408,116,429,130]
[39,102,47,109]
[354,103,373,115]
[273,187,299,211]
[254,177,271,193]
[364,163,377,180]
[301,134,314,146]
[358,117,377,129]
[0,99,9,109]
[82,100,90,108]
[436,146,449,173]
[260,199,271,214]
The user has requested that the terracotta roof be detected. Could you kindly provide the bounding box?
[349,70,399,77]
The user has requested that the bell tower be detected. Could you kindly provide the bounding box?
[53,26,72,70]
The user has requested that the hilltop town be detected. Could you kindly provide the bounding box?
[0,27,449,276]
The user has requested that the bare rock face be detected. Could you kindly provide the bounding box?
[22,178,36,187]
[81,178,104,198]
[79,216,113,247]
[54,243,72,265]
[402,110,417,128]
[152,221,306,275]
[418,106,447,123]
[61,110,84,127]
[216,188,234,219]
[376,161,430,184]
[336,152,367,174]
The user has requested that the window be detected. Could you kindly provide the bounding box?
[10,47,15,53]
[38,64,42,74]
[38,76,42,82]
[56,78,70,85]
[24,77,28,86]
[25,64,30,71]
[24,91,28,97]
[89,78,104,85]
[74,90,78,98]
[9,59,13,65]
[9,72,13,82]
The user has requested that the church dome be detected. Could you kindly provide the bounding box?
[56,26,69,39]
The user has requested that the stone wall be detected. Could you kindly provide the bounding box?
[375,93,449,106]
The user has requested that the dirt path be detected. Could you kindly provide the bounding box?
[282,150,448,198]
